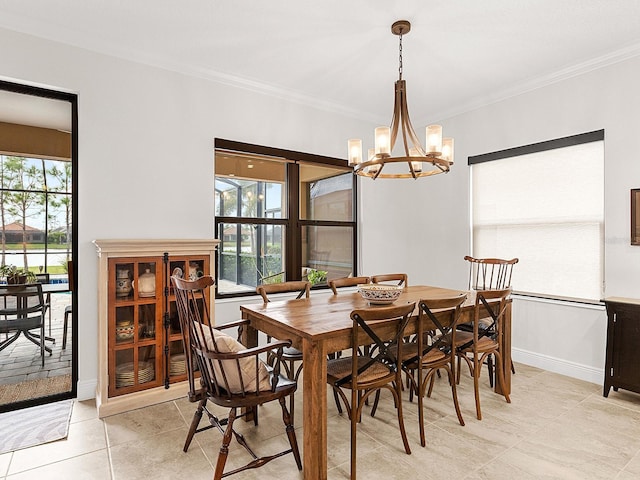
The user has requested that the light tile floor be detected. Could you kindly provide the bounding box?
[2,363,640,479]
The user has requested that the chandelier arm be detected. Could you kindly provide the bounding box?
[399,86,424,155]
[399,85,412,156]
[389,81,403,152]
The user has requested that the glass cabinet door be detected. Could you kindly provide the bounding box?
[108,257,162,397]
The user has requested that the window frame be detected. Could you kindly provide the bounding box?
[214,138,358,299]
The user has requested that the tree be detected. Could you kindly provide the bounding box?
[3,156,46,268]
[47,161,73,259]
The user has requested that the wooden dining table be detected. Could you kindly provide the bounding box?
[240,284,512,480]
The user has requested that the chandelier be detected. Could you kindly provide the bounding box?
[348,20,454,179]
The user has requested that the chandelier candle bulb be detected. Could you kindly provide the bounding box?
[409,147,422,173]
[375,126,391,155]
[348,139,362,166]
[426,125,443,154]
[442,138,454,163]
[367,148,380,174]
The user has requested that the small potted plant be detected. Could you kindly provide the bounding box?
[306,268,328,286]
[0,264,37,284]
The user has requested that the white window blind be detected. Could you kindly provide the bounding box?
[470,135,604,301]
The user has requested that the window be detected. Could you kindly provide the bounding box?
[215,139,357,297]
[0,155,72,274]
[469,130,604,302]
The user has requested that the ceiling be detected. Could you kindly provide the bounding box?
[2,1,640,127]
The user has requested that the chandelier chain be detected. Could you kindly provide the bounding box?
[398,32,403,80]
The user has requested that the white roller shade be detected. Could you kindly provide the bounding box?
[471,140,604,301]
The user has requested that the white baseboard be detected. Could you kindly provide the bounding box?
[76,378,97,401]
[74,350,602,401]
[512,347,603,386]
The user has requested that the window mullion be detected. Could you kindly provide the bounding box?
[286,162,301,281]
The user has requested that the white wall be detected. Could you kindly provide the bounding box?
[3,26,638,395]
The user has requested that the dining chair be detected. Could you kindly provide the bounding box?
[455,288,512,420]
[327,302,415,478]
[461,255,519,385]
[402,294,467,446]
[34,273,52,336]
[328,275,370,294]
[62,260,74,349]
[0,283,53,366]
[256,280,310,419]
[172,275,302,480]
[371,273,408,287]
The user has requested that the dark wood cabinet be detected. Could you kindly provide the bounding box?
[603,297,640,397]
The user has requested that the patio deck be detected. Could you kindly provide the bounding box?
[0,292,72,386]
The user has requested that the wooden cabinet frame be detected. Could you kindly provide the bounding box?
[94,239,218,417]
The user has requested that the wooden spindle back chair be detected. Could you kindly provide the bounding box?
[463,255,518,383]
[172,275,302,479]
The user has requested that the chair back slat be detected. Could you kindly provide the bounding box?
[256,281,310,302]
[464,256,518,290]
[328,276,370,294]
[371,273,408,287]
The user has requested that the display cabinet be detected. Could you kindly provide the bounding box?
[94,239,218,417]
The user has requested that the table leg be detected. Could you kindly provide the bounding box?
[302,337,327,480]
[240,314,259,423]
[496,301,512,396]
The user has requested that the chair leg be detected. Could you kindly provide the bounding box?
[351,388,359,480]
[333,388,343,414]
[426,372,436,398]
[487,354,495,388]
[392,383,411,455]
[288,359,296,420]
[446,364,465,427]
[184,398,206,452]
[40,323,45,367]
[213,407,237,480]
[287,359,304,422]
[63,309,71,349]
[279,396,302,470]
[417,370,427,447]
[473,355,482,420]
[370,389,381,417]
